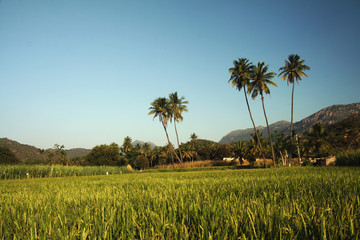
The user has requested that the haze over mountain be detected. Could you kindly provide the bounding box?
[219,102,360,143]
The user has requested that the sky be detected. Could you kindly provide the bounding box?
[1,0,360,149]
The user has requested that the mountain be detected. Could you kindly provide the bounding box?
[0,138,46,162]
[66,148,91,159]
[219,121,290,143]
[219,102,360,143]
[0,138,91,162]
[292,102,360,134]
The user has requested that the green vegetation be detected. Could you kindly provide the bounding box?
[228,58,267,165]
[0,146,20,164]
[85,143,125,166]
[0,165,131,180]
[279,54,310,142]
[336,149,360,166]
[248,61,277,166]
[148,92,188,169]
[1,167,359,239]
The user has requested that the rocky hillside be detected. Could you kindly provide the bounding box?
[219,121,290,143]
[219,102,360,143]
[292,102,360,134]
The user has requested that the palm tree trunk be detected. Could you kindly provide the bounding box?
[162,123,175,170]
[244,90,267,167]
[290,82,295,144]
[174,121,184,169]
[261,95,276,168]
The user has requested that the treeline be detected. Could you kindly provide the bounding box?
[2,114,359,168]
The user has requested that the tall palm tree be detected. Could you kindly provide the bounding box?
[248,62,277,167]
[228,58,266,166]
[148,97,179,168]
[279,54,310,143]
[122,136,133,153]
[169,92,188,166]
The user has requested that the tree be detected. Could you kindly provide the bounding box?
[0,146,20,164]
[148,97,180,169]
[303,123,330,157]
[248,62,277,167]
[169,92,188,166]
[141,142,152,158]
[279,54,310,143]
[47,144,69,165]
[135,155,149,170]
[210,144,231,160]
[85,143,122,166]
[231,141,249,165]
[122,136,133,153]
[249,131,268,166]
[190,133,198,141]
[228,58,266,165]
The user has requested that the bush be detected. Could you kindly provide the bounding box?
[336,149,360,166]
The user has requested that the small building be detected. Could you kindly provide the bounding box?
[314,156,336,166]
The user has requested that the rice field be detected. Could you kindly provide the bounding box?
[0,167,359,239]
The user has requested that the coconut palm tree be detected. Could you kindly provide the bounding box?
[228,58,267,164]
[279,54,310,143]
[248,62,277,167]
[141,142,152,159]
[190,133,198,141]
[148,97,179,169]
[122,136,133,153]
[231,141,249,165]
[169,92,188,166]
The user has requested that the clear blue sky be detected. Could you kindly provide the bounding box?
[1,0,360,149]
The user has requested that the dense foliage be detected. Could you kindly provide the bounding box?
[0,167,359,239]
[0,146,20,164]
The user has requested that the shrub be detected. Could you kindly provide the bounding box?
[336,149,360,166]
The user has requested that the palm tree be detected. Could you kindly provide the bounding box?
[169,92,188,166]
[279,54,310,143]
[248,62,277,167]
[190,133,198,141]
[228,58,267,165]
[304,122,330,157]
[122,136,133,153]
[141,142,152,159]
[148,97,179,169]
[231,141,249,165]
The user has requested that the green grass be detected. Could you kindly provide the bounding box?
[336,148,360,166]
[0,164,132,180]
[0,167,359,239]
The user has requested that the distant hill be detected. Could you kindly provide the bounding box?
[219,102,360,143]
[66,148,91,159]
[0,138,46,162]
[219,121,290,143]
[0,138,92,162]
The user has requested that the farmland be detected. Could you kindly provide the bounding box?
[1,167,359,239]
